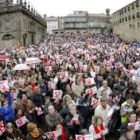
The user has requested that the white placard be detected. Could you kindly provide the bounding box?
[128,121,140,131]
[48,82,56,90]
[75,134,93,140]
[68,114,79,125]
[85,86,97,95]
[45,130,62,138]
[15,116,27,128]
[53,90,63,100]
[0,121,5,136]
[45,66,52,72]
[85,78,95,86]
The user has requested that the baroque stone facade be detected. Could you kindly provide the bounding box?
[112,0,140,41]
[0,0,46,48]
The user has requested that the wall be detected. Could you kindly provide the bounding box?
[112,0,140,41]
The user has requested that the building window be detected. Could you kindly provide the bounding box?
[137,12,140,18]
[136,1,139,7]
[120,19,121,23]
[128,15,131,20]
[122,9,123,14]
[122,18,124,22]
[128,6,130,11]
[132,14,135,19]
[132,3,134,9]
[120,11,121,15]
[125,8,127,13]
[138,22,140,28]
[125,17,127,21]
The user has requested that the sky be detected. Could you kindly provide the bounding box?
[14,0,135,17]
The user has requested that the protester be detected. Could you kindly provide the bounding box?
[89,116,108,139]
[0,33,140,140]
[26,122,45,140]
[4,122,25,140]
[119,126,136,140]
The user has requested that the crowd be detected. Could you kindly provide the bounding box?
[0,33,140,140]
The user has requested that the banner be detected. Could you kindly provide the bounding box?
[0,121,5,136]
[45,130,62,138]
[53,90,63,100]
[75,134,93,140]
[15,116,27,128]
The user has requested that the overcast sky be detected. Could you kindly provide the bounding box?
[14,0,135,17]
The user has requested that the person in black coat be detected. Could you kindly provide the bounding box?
[31,86,44,107]
[12,108,32,136]
[77,92,90,129]
[64,103,84,140]
[134,86,140,103]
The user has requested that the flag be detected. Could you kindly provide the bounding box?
[18,42,22,51]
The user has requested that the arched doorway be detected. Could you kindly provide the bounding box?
[2,34,14,48]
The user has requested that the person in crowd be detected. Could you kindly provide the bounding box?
[120,94,135,123]
[12,108,32,136]
[119,126,136,140]
[19,82,33,99]
[3,122,25,140]
[96,80,112,99]
[89,116,108,140]
[94,97,111,126]
[16,94,35,122]
[31,86,43,107]
[45,105,63,131]
[71,76,84,100]
[26,122,45,140]
[65,103,84,140]
[0,92,14,124]
[118,112,137,134]
[77,92,90,129]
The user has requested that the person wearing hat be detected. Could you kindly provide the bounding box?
[94,97,111,126]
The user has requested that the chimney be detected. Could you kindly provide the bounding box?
[43,14,47,21]
[106,9,110,16]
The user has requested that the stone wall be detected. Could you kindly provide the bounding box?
[112,0,140,41]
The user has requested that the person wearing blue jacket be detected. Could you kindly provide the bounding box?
[0,92,14,124]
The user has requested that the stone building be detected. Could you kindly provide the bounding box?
[52,10,111,34]
[46,16,59,34]
[112,0,140,41]
[0,0,47,48]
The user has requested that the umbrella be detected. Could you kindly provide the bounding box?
[24,58,42,64]
[0,55,9,60]
[13,64,30,71]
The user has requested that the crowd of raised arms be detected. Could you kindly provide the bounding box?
[0,33,140,140]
